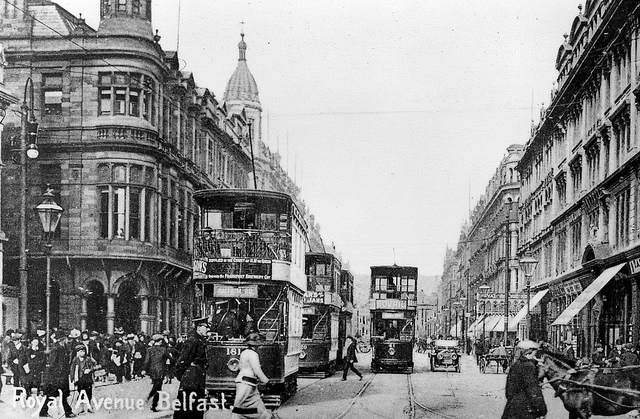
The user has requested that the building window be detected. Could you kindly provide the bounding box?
[97,163,155,242]
[42,74,63,116]
[118,0,127,12]
[132,0,140,14]
[615,188,631,248]
[569,157,582,197]
[98,71,150,121]
[570,220,582,267]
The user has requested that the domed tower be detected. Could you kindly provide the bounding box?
[97,0,154,41]
[223,32,262,144]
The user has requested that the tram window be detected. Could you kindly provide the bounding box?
[202,210,233,229]
[233,204,256,229]
[259,213,277,230]
[374,276,387,291]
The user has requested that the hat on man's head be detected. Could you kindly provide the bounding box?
[68,329,81,339]
[126,333,135,340]
[151,334,163,342]
[162,330,170,336]
[36,329,46,338]
[244,332,264,347]
[595,342,603,348]
[114,327,125,335]
[11,331,23,340]
[75,344,86,352]
[193,316,209,327]
[5,329,14,337]
[516,340,540,350]
[91,331,99,337]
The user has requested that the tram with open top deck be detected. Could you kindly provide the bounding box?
[192,189,308,407]
[299,252,342,377]
[370,265,417,373]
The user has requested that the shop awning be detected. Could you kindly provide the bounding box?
[467,314,485,334]
[552,263,626,326]
[508,289,550,329]
[491,316,517,333]
[484,315,504,333]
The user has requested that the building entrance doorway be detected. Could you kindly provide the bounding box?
[115,280,140,333]
[86,281,107,333]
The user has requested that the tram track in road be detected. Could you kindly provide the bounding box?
[407,374,459,419]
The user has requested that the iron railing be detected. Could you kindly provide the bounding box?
[193,229,291,261]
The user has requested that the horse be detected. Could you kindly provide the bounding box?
[537,350,640,419]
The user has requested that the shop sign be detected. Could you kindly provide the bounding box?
[303,306,316,315]
[304,291,324,304]
[630,258,640,275]
[213,284,258,298]
[563,279,583,295]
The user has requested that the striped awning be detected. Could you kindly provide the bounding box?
[508,289,550,330]
[552,263,626,326]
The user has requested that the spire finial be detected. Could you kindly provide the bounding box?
[238,31,247,61]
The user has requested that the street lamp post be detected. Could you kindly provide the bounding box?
[19,77,39,331]
[519,255,539,340]
[478,284,490,340]
[34,186,63,353]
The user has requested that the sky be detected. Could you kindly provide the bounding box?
[54,0,581,277]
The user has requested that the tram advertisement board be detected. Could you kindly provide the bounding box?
[192,258,272,280]
[304,291,324,304]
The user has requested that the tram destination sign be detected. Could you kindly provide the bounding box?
[214,284,259,299]
[192,258,272,280]
[374,299,407,310]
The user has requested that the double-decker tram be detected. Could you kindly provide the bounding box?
[299,252,342,377]
[370,265,417,373]
[192,189,308,407]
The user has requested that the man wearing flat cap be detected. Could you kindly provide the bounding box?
[40,330,76,418]
[173,316,209,419]
[501,340,546,419]
[144,334,169,412]
[7,330,26,389]
[231,333,271,419]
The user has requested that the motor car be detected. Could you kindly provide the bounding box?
[430,339,461,372]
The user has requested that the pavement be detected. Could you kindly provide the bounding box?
[0,375,180,419]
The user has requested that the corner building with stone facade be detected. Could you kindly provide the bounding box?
[0,0,259,334]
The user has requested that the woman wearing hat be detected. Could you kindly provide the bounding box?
[231,333,271,419]
[501,340,547,419]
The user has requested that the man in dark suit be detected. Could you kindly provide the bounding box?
[173,317,209,419]
[342,335,362,381]
[144,334,168,412]
[501,340,547,419]
[39,329,77,418]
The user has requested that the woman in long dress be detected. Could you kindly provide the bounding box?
[231,333,271,419]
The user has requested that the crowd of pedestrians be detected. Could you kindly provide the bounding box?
[0,326,185,417]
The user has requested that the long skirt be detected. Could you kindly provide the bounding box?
[231,382,271,419]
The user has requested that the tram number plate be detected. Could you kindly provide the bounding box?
[226,347,242,356]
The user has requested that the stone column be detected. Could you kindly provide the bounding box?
[106,294,115,334]
[140,296,149,334]
[157,299,163,332]
[80,296,87,331]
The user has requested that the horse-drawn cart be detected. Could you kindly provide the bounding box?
[478,346,513,374]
